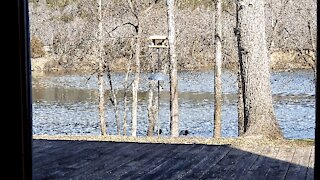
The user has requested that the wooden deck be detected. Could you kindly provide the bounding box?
[33,139,314,180]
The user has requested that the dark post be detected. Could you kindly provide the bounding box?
[157,48,161,136]
[9,0,33,179]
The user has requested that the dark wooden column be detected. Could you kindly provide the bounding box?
[7,0,33,179]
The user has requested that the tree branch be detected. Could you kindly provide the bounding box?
[108,22,139,36]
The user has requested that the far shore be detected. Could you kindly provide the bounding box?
[31,48,315,76]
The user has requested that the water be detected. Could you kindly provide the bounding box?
[32,70,315,139]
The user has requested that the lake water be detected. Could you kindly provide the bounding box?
[32,70,315,139]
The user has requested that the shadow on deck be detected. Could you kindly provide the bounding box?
[33,139,314,179]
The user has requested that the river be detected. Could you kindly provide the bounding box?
[32,70,315,139]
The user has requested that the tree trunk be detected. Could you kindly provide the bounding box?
[213,0,222,138]
[147,81,157,136]
[126,0,156,137]
[107,69,120,135]
[236,1,245,136]
[235,0,283,139]
[167,0,179,137]
[131,29,141,137]
[307,22,317,83]
[98,0,106,136]
[123,62,131,136]
[237,69,245,136]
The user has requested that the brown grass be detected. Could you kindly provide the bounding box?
[33,134,314,149]
[31,37,45,58]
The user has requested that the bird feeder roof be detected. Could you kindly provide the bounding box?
[149,35,167,40]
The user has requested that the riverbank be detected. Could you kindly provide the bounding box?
[31,49,315,75]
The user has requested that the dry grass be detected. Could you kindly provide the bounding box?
[33,134,314,149]
[31,37,45,58]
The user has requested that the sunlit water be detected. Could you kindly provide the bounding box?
[32,70,315,139]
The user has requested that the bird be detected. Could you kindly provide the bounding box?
[179,130,189,136]
[154,129,162,136]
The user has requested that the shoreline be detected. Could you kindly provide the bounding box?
[31,49,315,75]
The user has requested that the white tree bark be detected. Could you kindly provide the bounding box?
[131,30,140,137]
[213,0,222,138]
[236,0,283,139]
[98,0,106,136]
[123,62,131,136]
[147,81,157,136]
[126,0,140,137]
[167,0,179,137]
[127,0,157,137]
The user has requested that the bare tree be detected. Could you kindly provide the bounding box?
[122,62,132,136]
[147,80,157,136]
[266,0,316,76]
[167,0,179,137]
[213,0,222,138]
[106,66,121,135]
[126,0,140,137]
[102,37,135,136]
[235,0,283,139]
[126,0,158,136]
[98,0,107,136]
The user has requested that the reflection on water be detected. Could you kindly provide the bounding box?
[32,70,315,139]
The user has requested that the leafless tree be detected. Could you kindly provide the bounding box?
[167,0,179,137]
[98,0,107,136]
[147,80,158,136]
[103,37,135,136]
[213,0,222,138]
[125,0,158,136]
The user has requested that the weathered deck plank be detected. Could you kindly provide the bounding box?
[199,146,260,179]
[263,147,296,180]
[85,143,152,179]
[221,146,262,180]
[138,144,206,180]
[73,142,142,178]
[285,147,312,180]
[157,145,216,179]
[34,141,127,179]
[306,146,314,180]
[180,145,232,179]
[129,144,198,180]
[100,143,177,179]
[33,139,314,180]
[117,144,193,180]
[241,146,280,180]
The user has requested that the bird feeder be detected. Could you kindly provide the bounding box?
[148,35,168,137]
[148,35,168,48]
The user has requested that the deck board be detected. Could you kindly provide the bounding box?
[177,145,232,179]
[306,147,315,180]
[99,143,173,179]
[199,147,252,179]
[285,147,312,180]
[222,146,262,180]
[236,146,280,180]
[118,144,189,180]
[263,147,296,180]
[138,144,205,180]
[33,139,314,180]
